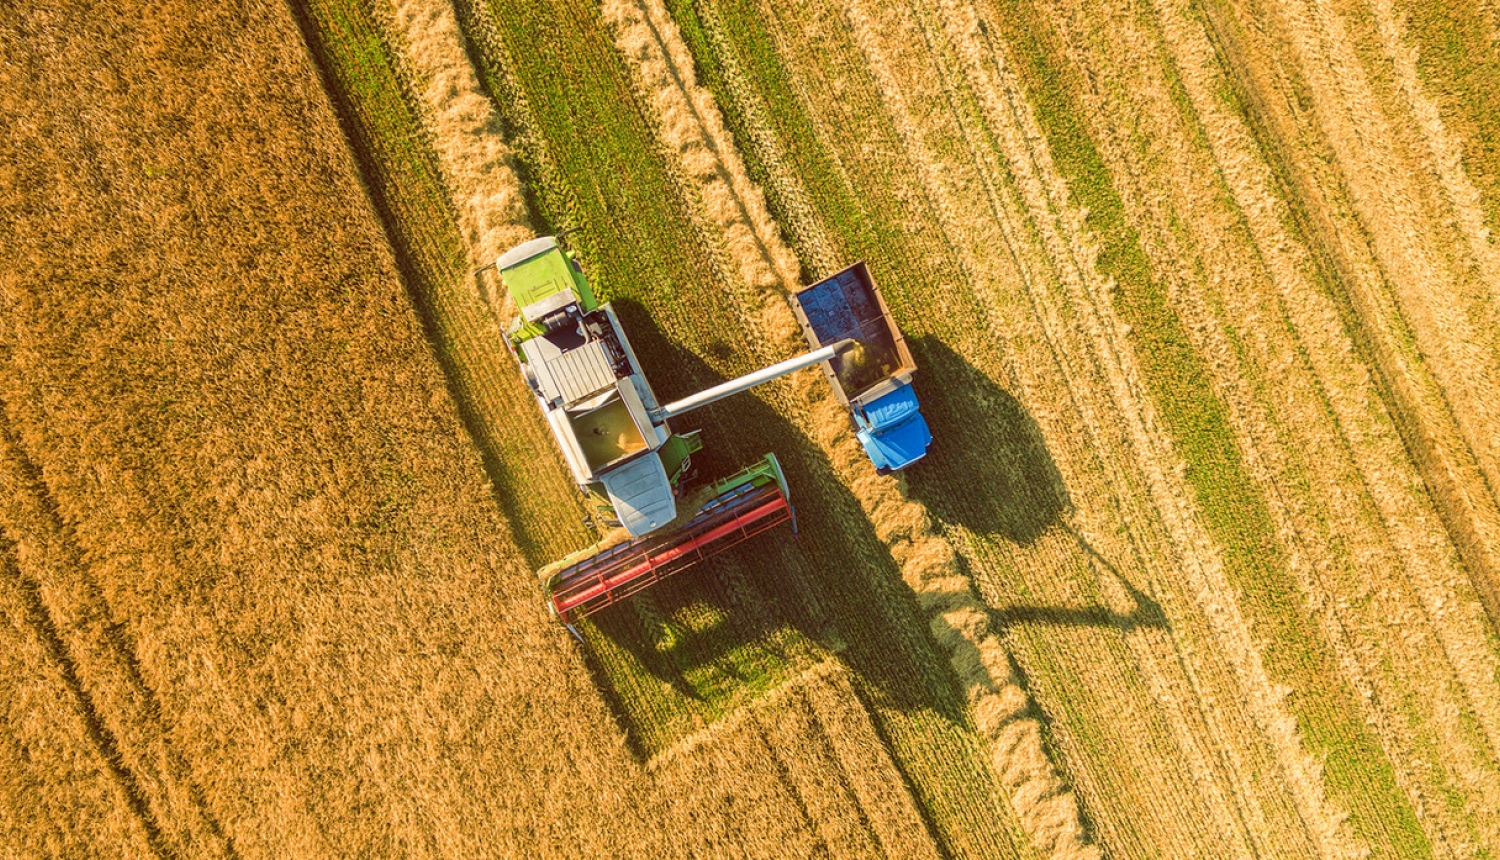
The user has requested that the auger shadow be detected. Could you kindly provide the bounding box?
[987,525,1168,635]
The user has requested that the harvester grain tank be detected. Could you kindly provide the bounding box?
[789,262,932,471]
[494,236,848,630]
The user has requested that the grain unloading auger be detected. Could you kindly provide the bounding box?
[492,236,851,633]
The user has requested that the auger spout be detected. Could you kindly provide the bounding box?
[656,339,853,421]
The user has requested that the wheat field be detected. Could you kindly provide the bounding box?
[3,0,1500,856]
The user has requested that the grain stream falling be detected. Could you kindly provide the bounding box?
[602,0,1098,855]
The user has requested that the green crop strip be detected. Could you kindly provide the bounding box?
[667,0,1435,852]
[982,0,1430,854]
[1176,0,1500,847]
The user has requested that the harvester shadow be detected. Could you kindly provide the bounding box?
[579,302,974,740]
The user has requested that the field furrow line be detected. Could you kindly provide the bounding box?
[1268,0,1500,563]
[1198,0,1500,679]
[879,0,1374,855]
[1152,0,1500,843]
[0,416,236,859]
[841,2,1249,855]
[0,537,172,860]
[0,545,161,858]
[973,0,1473,852]
[1026,0,1500,850]
[936,5,1359,855]
[799,666,954,860]
[607,1,1091,856]
[755,685,890,856]
[651,662,944,860]
[675,0,843,275]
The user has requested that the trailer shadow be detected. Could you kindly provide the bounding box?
[571,309,1164,765]
[903,337,1166,628]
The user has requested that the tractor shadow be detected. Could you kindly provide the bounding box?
[904,336,1167,633]
[573,310,1164,766]
[904,337,1070,544]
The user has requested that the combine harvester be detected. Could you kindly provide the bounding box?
[492,236,927,634]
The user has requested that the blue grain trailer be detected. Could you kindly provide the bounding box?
[790,262,932,472]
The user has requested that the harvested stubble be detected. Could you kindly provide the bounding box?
[979,0,1500,850]
[1139,0,1500,849]
[651,662,944,859]
[606,0,1097,857]
[1228,0,1500,617]
[666,0,1321,856]
[660,0,1500,856]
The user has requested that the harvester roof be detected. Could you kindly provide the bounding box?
[497,236,582,321]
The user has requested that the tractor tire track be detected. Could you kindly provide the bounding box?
[0,414,237,860]
[1024,0,1486,854]
[839,1,1253,855]
[0,537,173,860]
[1267,0,1500,587]
[1364,0,1500,306]
[1030,0,1500,851]
[927,2,1370,855]
[685,0,1336,854]
[1195,0,1500,678]
[834,0,1380,852]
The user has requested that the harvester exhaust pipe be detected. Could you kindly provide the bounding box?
[656,339,854,421]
